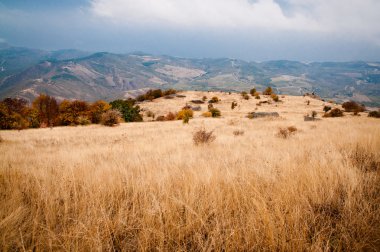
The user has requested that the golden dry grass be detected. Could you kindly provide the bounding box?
[1,92,380,251]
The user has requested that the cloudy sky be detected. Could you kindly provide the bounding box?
[1,0,380,61]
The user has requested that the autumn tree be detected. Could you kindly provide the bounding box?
[32,94,59,127]
[59,100,90,125]
[89,100,111,124]
[0,98,30,129]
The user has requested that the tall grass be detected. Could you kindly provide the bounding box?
[1,97,379,251]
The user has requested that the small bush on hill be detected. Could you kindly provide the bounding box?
[209,108,221,117]
[323,106,332,113]
[176,109,193,120]
[193,127,216,145]
[209,97,219,103]
[242,92,250,100]
[233,130,244,136]
[324,108,344,117]
[250,88,256,96]
[101,109,122,126]
[155,116,166,121]
[342,101,365,112]
[263,86,273,95]
[271,94,280,102]
[231,101,238,110]
[165,112,176,121]
[368,110,380,118]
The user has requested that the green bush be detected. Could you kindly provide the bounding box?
[209,108,221,117]
[110,99,142,122]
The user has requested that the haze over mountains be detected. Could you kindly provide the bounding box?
[1,43,379,106]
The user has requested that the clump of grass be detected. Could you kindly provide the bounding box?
[101,109,122,126]
[202,111,212,117]
[277,126,297,138]
[233,130,244,136]
[193,127,216,145]
[349,145,379,172]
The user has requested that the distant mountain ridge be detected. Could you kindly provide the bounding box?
[0,45,379,106]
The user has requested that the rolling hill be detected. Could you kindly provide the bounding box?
[1,44,379,106]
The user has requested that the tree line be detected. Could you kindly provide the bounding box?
[0,94,148,130]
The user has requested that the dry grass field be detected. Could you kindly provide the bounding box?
[1,91,380,251]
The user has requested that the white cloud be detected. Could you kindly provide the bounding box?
[90,0,380,43]
[90,0,320,31]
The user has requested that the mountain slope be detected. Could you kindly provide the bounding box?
[0,46,379,105]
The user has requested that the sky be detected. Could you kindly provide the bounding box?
[1,0,380,61]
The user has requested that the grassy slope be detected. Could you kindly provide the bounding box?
[1,92,380,251]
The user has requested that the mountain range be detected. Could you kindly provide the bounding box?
[1,43,379,106]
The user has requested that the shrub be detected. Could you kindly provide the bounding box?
[176,109,193,120]
[311,111,318,118]
[323,106,332,113]
[255,94,261,99]
[324,108,344,117]
[208,104,214,110]
[342,101,365,112]
[165,112,176,121]
[263,86,273,95]
[110,99,142,122]
[193,127,216,145]
[233,130,244,136]
[250,88,256,96]
[182,115,190,124]
[163,89,177,96]
[209,97,219,103]
[202,111,212,117]
[271,94,279,102]
[231,101,238,110]
[209,108,221,117]
[202,96,207,102]
[277,126,297,139]
[242,93,250,100]
[101,109,122,126]
[156,116,166,121]
[368,110,380,118]
[146,110,155,118]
